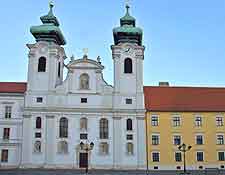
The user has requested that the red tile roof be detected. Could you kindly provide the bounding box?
[0,82,27,94]
[144,86,225,112]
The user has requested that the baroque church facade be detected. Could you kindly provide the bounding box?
[0,3,146,169]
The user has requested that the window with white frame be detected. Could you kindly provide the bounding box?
[196,135,204,145]
[152,135,160,145]
[216,116,224,127]
[99,118,109,139]
[1,149,8,162]
[151,115,159,126]
[217,135,224,145]
[152,152,160,162]
[196,151,204,162]
[3,128,10,140]
[99,142,109,155]
[58,141,68,154]
[218,151,225,161]
[5,106,12,119]
[175,152,182,162]
[173,135,181,145]
[172,116,181,127]
[34,141,41,153]
[195,116,202,127]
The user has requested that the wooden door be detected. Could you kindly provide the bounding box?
[79,153,88,168]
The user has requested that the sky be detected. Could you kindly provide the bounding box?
[0,0,225,87]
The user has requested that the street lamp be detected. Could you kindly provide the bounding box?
[178,143,192,174]
[80,141,94,174]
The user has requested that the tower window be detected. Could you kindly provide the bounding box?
[58,62,61,77]
[38,57,46,72]
[124,58,132,73]
[127,119,133,131]
[126,98,132,104]
[36,117,42,129]
[36,97,43,103]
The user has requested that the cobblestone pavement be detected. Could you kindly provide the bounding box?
[0,169,225,175]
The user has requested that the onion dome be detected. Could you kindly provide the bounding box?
[113,5,143,46]
[30,2,66,45]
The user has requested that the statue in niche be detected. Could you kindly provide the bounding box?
[80,73,89,89]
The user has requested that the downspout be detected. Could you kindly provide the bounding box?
[145,112,149,175]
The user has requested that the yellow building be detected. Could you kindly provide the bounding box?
[144,85,225,170]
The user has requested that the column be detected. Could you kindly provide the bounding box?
[113,116,122,168]
[137,115,146,169]
[45,115,55,166]
[21,114,32,167]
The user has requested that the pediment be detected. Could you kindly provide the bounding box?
[67,58,104,70]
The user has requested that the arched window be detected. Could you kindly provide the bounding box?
[38,57,46,72]
[126,143,134,155]
[127,119,133,131]
[80,117,88,131]
[58,141,68,154]
[100,118,108,139]
[80,73,89,89]
[59,117,68,138]
[124,58,132,73]
[58,62,61,77]
[34,141,41,153]
[36,117,42,129]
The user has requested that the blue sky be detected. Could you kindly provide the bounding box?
[0,0,225,87]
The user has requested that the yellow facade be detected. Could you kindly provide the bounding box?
[146,112,225,170]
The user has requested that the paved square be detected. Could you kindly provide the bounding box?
[0,169,225,175]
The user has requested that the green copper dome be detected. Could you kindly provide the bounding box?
[113,5,143,46]
[30,2,66,45]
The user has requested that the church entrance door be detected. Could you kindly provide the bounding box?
[79,152,88,168]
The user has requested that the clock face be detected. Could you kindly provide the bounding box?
[39,45,48,54]
[123,47,132,54]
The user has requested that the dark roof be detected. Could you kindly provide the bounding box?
[144,86,225,112]
[0,82,27,94]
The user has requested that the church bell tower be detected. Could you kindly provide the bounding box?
[111,4,145,110]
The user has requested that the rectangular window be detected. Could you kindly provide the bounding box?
[195,116,202,127]
[175,152,182,162]
[125,98,132,104]
[126,134,133,140]
[152,152,160,162]
[197,152,204,162]
[99,142,109,155]
[173,135,181,145]
[1,150,8,162]
[80,133,88,140]
[126,143,134,155]
[81,98,87,103]
[151,115,159,126]
[3,128,10,140]
[217,135,224,145]
[216,117,224,127]
[5,106,12,119]
[152,135,159,145]
[218,152,225,161]
[196,135,203,145]
[36,97,43,103]
[35,132,42,138]
[172,116,181,127]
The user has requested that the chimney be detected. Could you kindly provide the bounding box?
[159,82,169,87]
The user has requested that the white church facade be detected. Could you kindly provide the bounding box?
[0,3,146,169]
